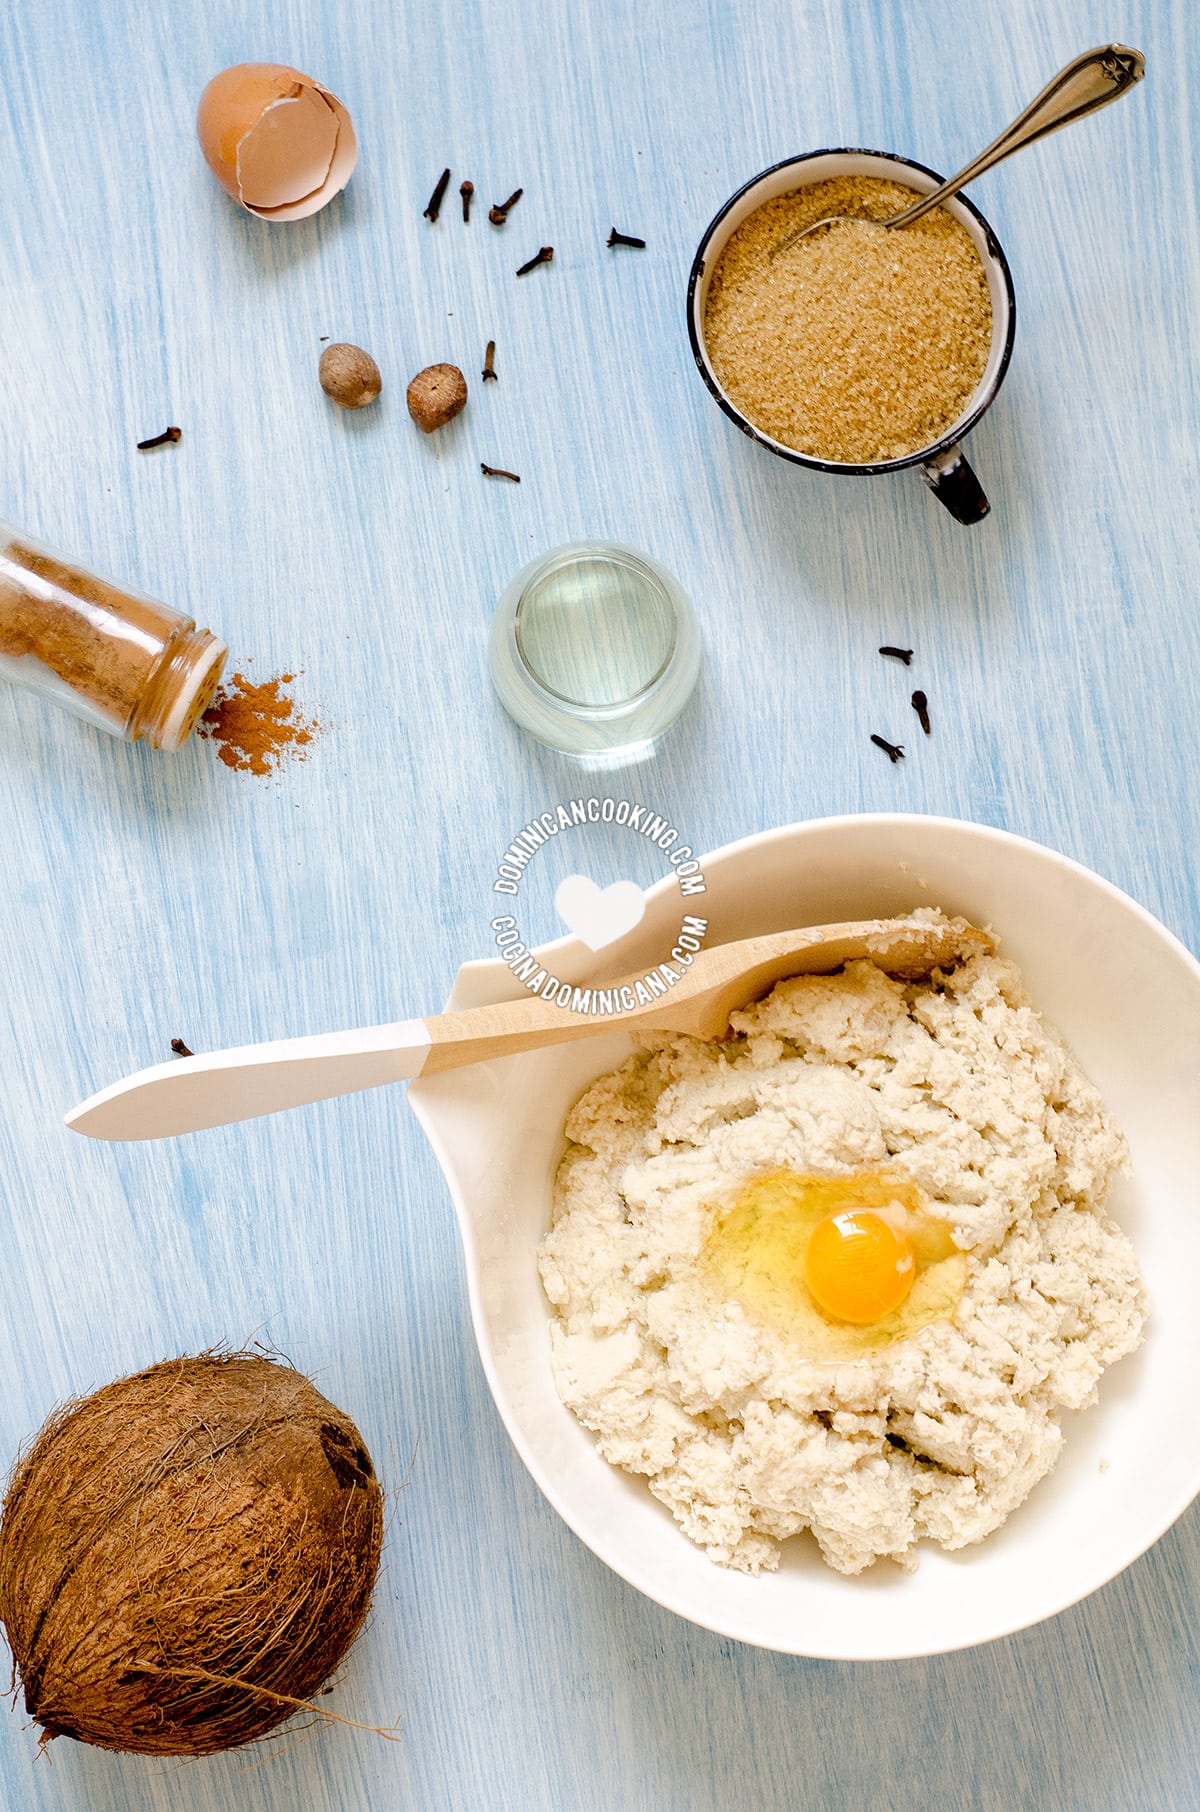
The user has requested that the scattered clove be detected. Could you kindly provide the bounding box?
[482,340,497,382]
[423,167,451,221]
[607,228,646,248]
[516,246,554,277]
[170,1038,194,1057]
[481,463,520,482]
[871,733,905,763]
[137,426,181,450]
[878,645,913,665]
[460,180,474,222]
[911,689,931,735]
[489,187,523,225]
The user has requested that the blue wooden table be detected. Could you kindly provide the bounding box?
[0,1,1197,1807]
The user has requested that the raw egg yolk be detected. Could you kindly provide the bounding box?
[803,1210,916,1325]
[702,1169,965,1356]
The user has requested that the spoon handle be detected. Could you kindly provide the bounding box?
[63,1018,435,1141]
[888,44,1145,229]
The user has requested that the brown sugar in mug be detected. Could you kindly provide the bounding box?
[688,46,1144,521]
[687,148,1017,524]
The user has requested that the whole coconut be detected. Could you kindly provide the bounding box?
[0,1352,384,1755]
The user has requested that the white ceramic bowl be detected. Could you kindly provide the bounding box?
[408,815,1200,1658]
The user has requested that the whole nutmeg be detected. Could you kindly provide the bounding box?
[319,342,382,410]
[406,363,468,433]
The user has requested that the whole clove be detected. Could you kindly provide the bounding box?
[481,463,520,482]
[871,733,905,763]
[516,246,554,277]
[460,180,474,222]
[488,188,523,225]
[137,426,181,450]
[170,1038,194,1058]
[607,228,646,248]
[423,167,451,221]
[911,689,931,735]
[878,645,913,665]
[482,340,497,381]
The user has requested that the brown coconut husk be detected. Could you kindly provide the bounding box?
[0,1351,385,1755]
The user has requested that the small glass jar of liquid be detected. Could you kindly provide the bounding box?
[488,542,701,758]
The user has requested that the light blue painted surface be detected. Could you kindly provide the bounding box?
[0,1,1195,1807]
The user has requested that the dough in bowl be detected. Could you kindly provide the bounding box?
[538,918,1146,1575]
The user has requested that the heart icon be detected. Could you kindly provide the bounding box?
[554,874,646,952]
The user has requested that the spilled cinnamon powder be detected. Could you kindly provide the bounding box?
[198,670,321,775]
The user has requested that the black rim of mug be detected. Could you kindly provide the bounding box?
[685,147,1018,477]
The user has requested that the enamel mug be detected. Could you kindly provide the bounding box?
[687,149,1017,524]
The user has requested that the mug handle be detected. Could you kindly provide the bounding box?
[922,442,990,524]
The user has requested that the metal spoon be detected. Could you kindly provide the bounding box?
[772,44,1144,257]
[64,914,991,1141]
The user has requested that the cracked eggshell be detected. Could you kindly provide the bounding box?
[196,63,357,221]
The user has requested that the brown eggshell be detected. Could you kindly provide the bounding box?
[196,63,357,221]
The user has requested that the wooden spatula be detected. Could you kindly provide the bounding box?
[65,913,991,1141]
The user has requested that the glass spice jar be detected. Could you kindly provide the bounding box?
[0,526,227,751]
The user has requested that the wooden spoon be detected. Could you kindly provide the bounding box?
[65,913,991,1142]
